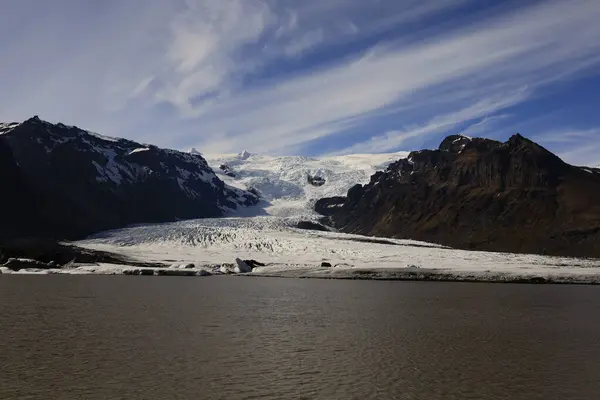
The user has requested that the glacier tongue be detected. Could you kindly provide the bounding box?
[76,151,600,282]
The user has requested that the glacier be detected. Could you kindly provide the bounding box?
[5,150,600,282]
[205,151,410,218]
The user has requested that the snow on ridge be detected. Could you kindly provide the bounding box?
[46,124,218,189]
[579,166,600,174]
[85,140,255,208]
[1,117,259,215]
[0,122,20,135]
[450,134,472,152]
[86,130,121,143]
[129,147,149,155]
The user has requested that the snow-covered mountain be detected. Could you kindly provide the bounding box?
[0,116,258,239]
[69,138,600,282]
[77,149,448,273]
[3,122,599,281]
[203,151,409,218]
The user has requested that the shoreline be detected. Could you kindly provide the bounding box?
[3,237,600,285]
[247,266,600,285]
[247,271,600,285]
[3,263,600,285]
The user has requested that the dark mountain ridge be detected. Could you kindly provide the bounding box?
[318,134,600,258]
[0,116,258,240]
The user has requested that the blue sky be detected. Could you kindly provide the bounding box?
[1,0,600,165]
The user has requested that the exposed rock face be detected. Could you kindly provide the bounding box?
[307,174,326,186]
[219,164,236,177]
[235,258,252,273]
[0,116,258,240]
[314,196,346,216]
[0,238,164,268]
[243,259,266,269]
[439,134,472,153]
[2,258,51,271]
[296,221,331,232]
[318,134,600,258]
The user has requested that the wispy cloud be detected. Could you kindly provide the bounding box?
[154,0,274,113]
[169,0,600,154]
[328,90,530,155]
[534,128,600,166]
[458,114,511,139]
[282,29,324,58]
[1,0,600,158]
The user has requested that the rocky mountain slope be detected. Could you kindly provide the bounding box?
[0,116,258,240]
[318,134,600,258]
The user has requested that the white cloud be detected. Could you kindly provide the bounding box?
[1,0,600,158]
[176,1,600,154]
[457,114,511,139]
[282,29,324,57]
[327,90,529,155]
[556,144,600,167]
[535,128,600,144]
[152,0,463,117]
[154,0,274,113]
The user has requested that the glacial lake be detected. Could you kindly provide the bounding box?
[1,276,600,399]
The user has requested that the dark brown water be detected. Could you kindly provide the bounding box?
[1,277,600,400]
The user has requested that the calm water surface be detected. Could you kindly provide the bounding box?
[1,276,600,399]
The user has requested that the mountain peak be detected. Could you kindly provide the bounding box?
[506,133,548,150]
[505,132,565,168]
[439,134,472,153]
[23,115,43,125]
[508,132,528,143]
[0,118,260,240]
[320,132,600,258]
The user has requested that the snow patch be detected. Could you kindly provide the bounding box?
[92,161,109,183]
[87,131,120,142]
[101,148,132,185]
[129,147,149,155]
[0,122,20,134]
